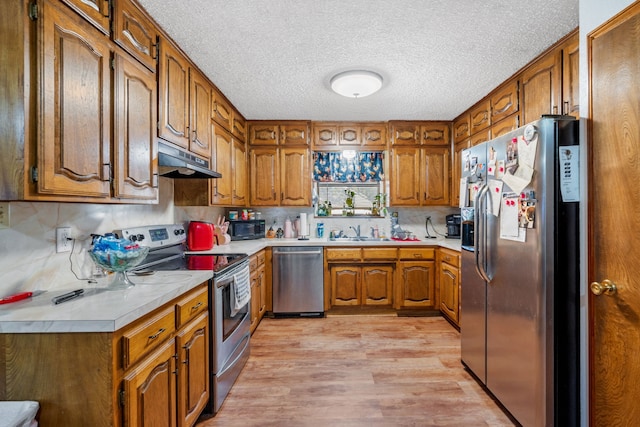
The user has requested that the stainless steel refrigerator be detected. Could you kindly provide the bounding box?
[460,115,579,427]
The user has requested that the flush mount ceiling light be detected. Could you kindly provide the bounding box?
[330,70,383,98]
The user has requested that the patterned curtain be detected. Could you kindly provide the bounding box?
[313,152,384,182]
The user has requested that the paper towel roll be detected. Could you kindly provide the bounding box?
[299,213,308,237]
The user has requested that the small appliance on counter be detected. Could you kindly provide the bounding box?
[445,214,461,239]
[187,221,215,251]
[228,219,266,241]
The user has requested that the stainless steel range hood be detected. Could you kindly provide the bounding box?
[157,141,221,179]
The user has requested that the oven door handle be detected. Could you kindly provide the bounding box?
[273,250,322,255]
[218,332,250,376]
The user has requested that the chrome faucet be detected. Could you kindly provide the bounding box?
[349,225,361,238]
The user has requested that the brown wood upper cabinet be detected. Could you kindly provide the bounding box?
[389,121,449,146]
[490,79,519,124]
[249,146,310,206]
[211,88,247,142]
[520,49,562,124]
[312,122,387,149]
[158,38,213,160]
[249,121,310,146]
[112,0,159,71]
[561,34,579,118]
[452,115,470,144]
[60,0,110,34]
[469,100,491,135]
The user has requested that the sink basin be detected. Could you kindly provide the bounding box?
[332,237,391,242]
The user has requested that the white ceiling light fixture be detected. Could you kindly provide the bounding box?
[330,70,383,98]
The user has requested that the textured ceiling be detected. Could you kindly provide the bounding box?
[136,0,579,121]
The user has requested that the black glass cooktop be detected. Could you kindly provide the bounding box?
[135,253,248,275]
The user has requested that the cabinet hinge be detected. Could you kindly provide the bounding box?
[119,389,125,407]
[30,167,38,183]
[28,2,38,20]
[110,58,115,70]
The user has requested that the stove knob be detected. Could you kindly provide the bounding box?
[174,229,181,235]
[136,234,145,242]
[129,235,137,242]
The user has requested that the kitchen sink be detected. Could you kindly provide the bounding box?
[331,237,391,242]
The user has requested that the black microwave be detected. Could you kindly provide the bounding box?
[228,219,266,241]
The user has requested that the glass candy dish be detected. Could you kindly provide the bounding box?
[89,247,150,289]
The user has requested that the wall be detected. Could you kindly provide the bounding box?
[579,1,635,425]
[0,179,177,296]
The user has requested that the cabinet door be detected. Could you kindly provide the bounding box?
[562,35,579,118]
[250,148,279,205]
[390,122,420,145]
[420,122,450,146]
[113,53,158,201]
[177,312,209,427]
[422,147,450,206]
[123,338,177,427]
[211,88,233,132]
[452,115,470,144]
[189,69,212,159]
[362,266,394,306]
[232,140,248,206]
[249,123,279,145]
[232,112,247,142]
[158,40,190,149]
[280,148,310,206]
[38,0,111,198]
[395,261,436,309]
[281,123,310,146]
[390,147,421,206]
[339,125,361,146]
[331,266,361,306]
[520,51,562,124]
[491,79,519,123]
[439,262,459,325]
[312,123,339,148]
[491,113,520,139]
[60,0,109,34]
[451,139,470,207]
[258,265,267,320]
[211,126,233,205]
[469,100,491,135]
[250,270,260,333]
[112,0,158,71]
[362,123,387,148]
[470,129,491,147]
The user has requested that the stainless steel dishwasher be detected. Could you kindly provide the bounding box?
[272,246,324,317]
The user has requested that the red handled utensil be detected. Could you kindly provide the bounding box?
[0,290,46,305]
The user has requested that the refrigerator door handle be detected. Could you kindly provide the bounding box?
[475,184,492,282]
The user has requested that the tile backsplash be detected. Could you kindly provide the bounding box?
[0,178,458,296]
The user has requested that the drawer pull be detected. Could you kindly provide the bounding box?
[148,328,166,340]
[191,301,203,311]
[413,254,422,258]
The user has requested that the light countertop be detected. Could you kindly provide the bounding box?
[1,237,460,334]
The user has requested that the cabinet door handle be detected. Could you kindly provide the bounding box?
[191,301,203,311]
[148,328,166,340]
[563,101,569,115]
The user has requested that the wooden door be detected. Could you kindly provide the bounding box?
[311,123,339,148]
[451,139,470,207]
[112,0,159,71]
[113,53,158,201]
[452,114,470,144]
[123,338,177,427]
[520,51,562,124]
[281,123,310,146]
[338,124,361,146]
[38,0,111,198]
[420,122,449,146]
[249,123,279,145]
[232,140,248,206]
[176,313,209,427]
[211,126,233,205]
[469,100,491,135]
[250,147,278,205]
[211,88,233,132]
[362,123,387,148]
[60,0,109,34]
[389,147,421,206]
[331,266,361,306]
[562,34,580,118]
[422,147,450,206]
[362,266,393,306]
[439,261,459,324]
[491,79,519,124]
[280,148,310,206]
[395,261,436,309]
[189,69,212,159]
[158,39,189,149]
[389,122,420,146]
[589,5,640,425]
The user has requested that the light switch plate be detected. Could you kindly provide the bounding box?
[0,202,9,229]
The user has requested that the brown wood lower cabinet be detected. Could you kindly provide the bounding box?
[0,283,209,427]
[394,261,437,309]
[250,250,267,334]
[438,248,461,327]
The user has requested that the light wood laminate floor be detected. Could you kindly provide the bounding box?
[197,315,516,427]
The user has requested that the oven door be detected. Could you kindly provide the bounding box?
[212,264,251,374]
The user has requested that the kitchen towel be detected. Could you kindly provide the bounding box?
[231,264,251,317]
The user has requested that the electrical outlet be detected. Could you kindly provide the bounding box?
[56,227,72,253]
[0,202,9,229]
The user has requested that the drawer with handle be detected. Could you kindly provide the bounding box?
[121,306,176,369]
[398,247,435,260]
[175,284,208,328]
[439,248,460,267]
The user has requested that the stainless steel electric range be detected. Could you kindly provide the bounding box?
[116,223,251,416]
